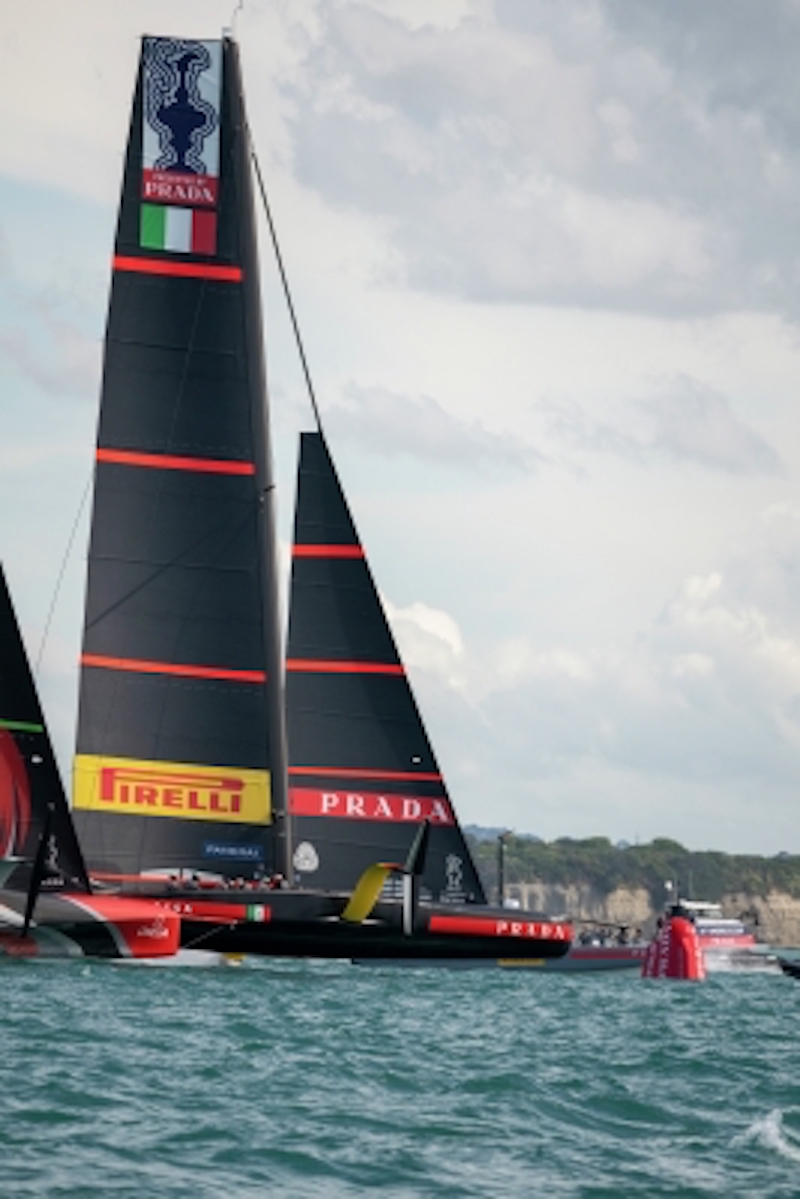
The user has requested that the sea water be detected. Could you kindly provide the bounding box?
[1,959,798,1197]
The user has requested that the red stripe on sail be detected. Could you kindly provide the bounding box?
[292,545,364,558]
[288,767,443,782]
[286,659,404,675]
[96,448,255,475]
[113,255,242,282]
[428,914,572,941]
[81,654,266,683]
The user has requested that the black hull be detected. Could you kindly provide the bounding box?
[353,947,649,970]
[183,922,570,960]
[166,887,572,961]
[778,957,800,980]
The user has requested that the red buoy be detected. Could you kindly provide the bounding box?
[642,913,706,980]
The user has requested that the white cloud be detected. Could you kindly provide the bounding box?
[272,2,800,314]
[382,597,466,688]
[663,572,800,698]
[546,375,782,475]
[355,0,477,33]
[597,98,640,163]
[643,378,782,474]
[388,540,800,852]
[0,323,99,399]
[327,382,545,471]
[559,189,709,289]
[670,653,715,679]
[0,440,84,472]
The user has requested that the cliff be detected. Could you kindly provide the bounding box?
[466,834,800,946]
[504,882,800,946]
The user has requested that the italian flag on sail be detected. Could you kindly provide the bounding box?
[140,204,217,256]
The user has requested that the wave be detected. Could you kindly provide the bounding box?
[732,1109,800,1163]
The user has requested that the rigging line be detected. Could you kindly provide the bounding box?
[84,504,257,631]
[228,0,245,38]
[181,921,241,950]
[35,473,92,676]
[248,140,325,436]
[164,277,210,475]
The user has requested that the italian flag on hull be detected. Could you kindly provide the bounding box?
[140,203,217,255]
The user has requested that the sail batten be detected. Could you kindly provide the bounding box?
[81,655,266,683]
[287,660,406,675]
[96,449,256,474]
[289,767,443,780]
[293,545,365,559]
[113,256,243,281]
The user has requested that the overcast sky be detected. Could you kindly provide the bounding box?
[2,0,800,854]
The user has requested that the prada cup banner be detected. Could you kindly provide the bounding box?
[74,755,271,825]
[141,38,221,205]
[140,38,221,254]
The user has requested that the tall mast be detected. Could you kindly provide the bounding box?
[227,39,291,881]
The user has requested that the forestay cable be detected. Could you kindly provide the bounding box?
[248,141,325,437]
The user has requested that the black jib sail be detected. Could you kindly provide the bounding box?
[0,565,90,893]
[73,37,287,884]
[286,432,487,905]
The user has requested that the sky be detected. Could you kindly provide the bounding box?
[2,0,800,854]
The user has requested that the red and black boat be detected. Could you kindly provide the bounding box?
[70,34,572,963]
[0,565,180,960]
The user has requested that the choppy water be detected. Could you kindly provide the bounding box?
[1,959,799,1197]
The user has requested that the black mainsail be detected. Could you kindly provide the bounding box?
[73,37,286,883]
[286,432,486,904]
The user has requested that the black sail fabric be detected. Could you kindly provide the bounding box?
[285,432,486,905]
[0,566,90,892]
[73,38,284,882]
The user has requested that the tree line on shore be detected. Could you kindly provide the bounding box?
[465,833,800,906]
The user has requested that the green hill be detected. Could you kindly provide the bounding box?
[466,833,800,907]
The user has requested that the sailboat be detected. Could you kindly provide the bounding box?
[70,33,572,962]
[0,564,181,959]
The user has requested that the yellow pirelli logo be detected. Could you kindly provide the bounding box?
[73,755,271,825]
